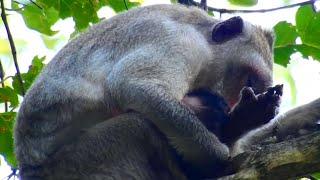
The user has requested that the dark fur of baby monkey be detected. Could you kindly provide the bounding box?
[183,84,283,145]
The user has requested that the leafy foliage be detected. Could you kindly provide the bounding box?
[228,0,258,6]
[273,5,320,66]
[312,172,320,179]
[12,56,45,96]
[13,0,141,34]
[0,112,17,167]
[20,5,59,35]
[0,56,45,168]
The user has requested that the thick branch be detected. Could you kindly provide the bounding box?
[218,131,320,179]
[0,0,25,96]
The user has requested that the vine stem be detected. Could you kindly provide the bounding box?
[0,0,25,96]
[189,0,318,13]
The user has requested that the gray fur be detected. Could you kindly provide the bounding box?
[14,4,274,179]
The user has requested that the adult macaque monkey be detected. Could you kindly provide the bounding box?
[15,4,319,180]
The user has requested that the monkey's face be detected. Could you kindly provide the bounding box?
[221,60,273,108]
[208,16,274,108]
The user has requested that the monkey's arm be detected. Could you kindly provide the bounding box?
[231,97,320,157]
[107,53,229,174]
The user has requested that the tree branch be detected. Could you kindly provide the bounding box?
[184,0,318,14]
[0,0,25,96]
[217,131,320,179]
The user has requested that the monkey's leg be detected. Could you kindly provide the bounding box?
[27,113,186,180]
[107,53,229,175]
[231,97,320,157]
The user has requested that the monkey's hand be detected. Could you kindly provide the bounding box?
[221,85,283,144]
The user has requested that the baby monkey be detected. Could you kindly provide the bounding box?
[183,85,283,145]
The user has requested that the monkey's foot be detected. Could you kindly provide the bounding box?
[221,85,282,144]
[257,84,283,120]
[230,84,283,127]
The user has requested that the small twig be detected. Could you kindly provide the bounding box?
[5,7,24,11]
[28,0,42,9]
[0,0,25,96]
[200,0,207,11]
[6,168,18,180]
[13,0,27,7]
[3,76,14,81]
[190,0,317,14]
[123,0,128,10]
[0,60,8,112]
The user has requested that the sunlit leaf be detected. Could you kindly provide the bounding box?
[295,44,320,61]
[0,39,27,55]
[0,87,19,108]
[20,5,59,35]
[0,39,11,54]
[296,5,320,49]
[274,46,294,67]
[312,172,320,179]
[274,21,298,47]
[228,0,258,6]
[15,0,141,34]
[41,35,65,49]
[0,112,17,167]
[274,44,320,66]
[12,56,45,95]
[108,0,140,12]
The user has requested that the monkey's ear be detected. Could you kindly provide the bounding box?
[212,16,243,43]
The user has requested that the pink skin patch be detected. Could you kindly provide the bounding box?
[111,108,123,117]
[181,96,206,111]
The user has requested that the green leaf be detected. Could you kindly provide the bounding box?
[295,44,320,61]
[12,56,46,95]
[41,35,64,49]
[15,0,142,34]
[38,0,101,31]
[296,5,320,49]
[312,172,320,179]
[274,44,320,66]
[207,11,214,16]
[0,87,19,108]
[108,0,140,12]
[273,21,298,47]
[21,5,59,35]
[0,39,27,55]
[0,112,17,167]
[274,46,295,66]
[228,0,258,6]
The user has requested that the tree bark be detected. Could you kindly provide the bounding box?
[218,131,320,179]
